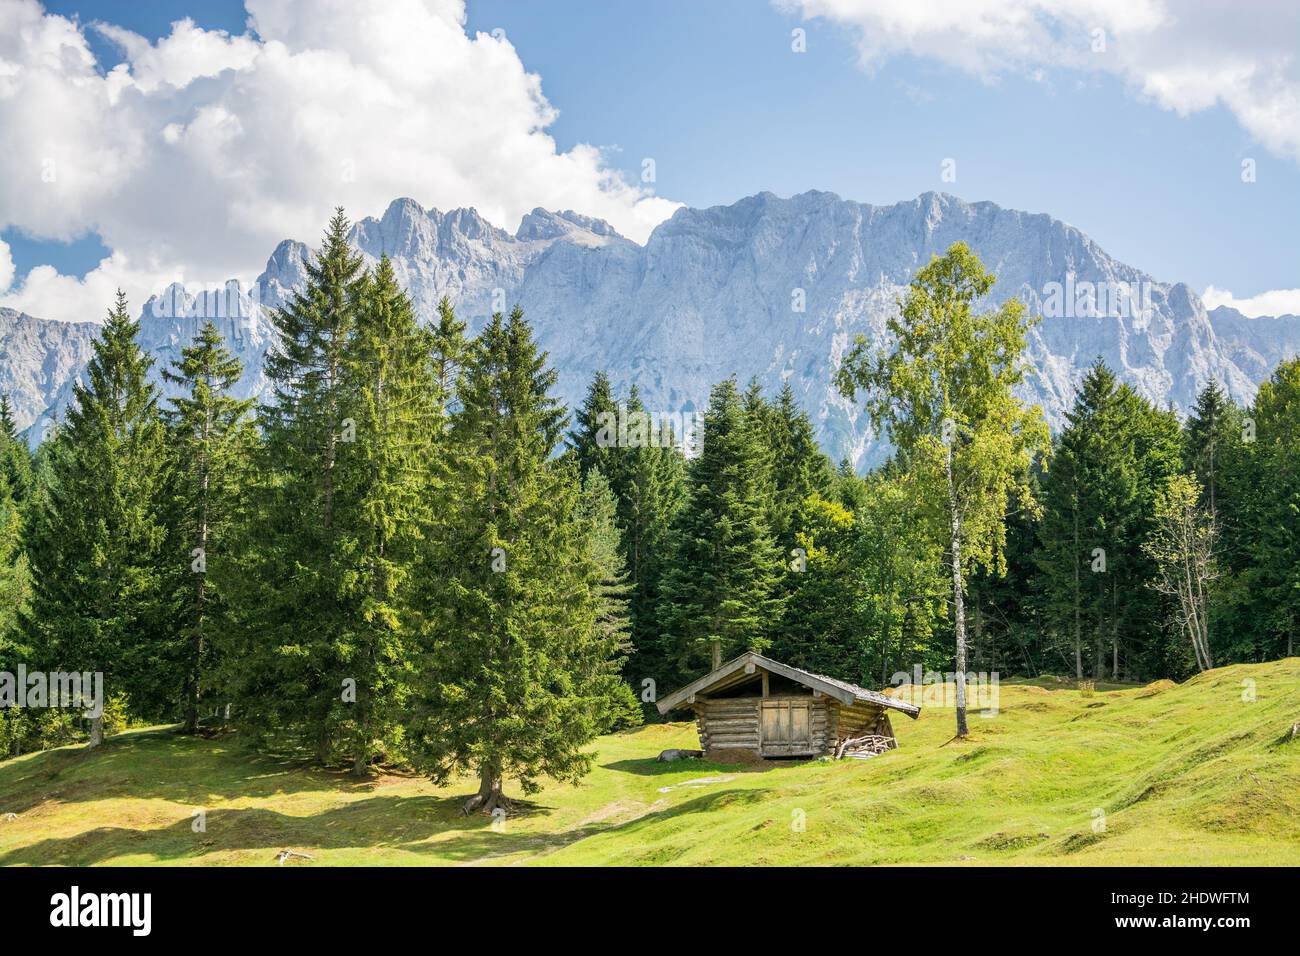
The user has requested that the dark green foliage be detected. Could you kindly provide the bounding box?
[1031,362,1183,681]
[333,256,443,772]
[233,209,369,762]
[579,468,642,730]
[1236,359,1300,661]
[758,382,834,545]
[1181,382,1251,662]
[567,374,686,709]
[161,321,256,733]
[409,308,625,812]
[0,394,32,502]
[569,371,619,481]
[18,291,174,734]
[657,378,784,683]
[7,212,1300,778]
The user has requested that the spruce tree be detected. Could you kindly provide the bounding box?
[410,307,621,814]
[162,321,256,733]
[0,468,27,651]
[569,371,619,481]
[1032,364,1179,681]
[1241,358,1300,660]
[237,209,367,761]
[19,291,171,745]
[431,294,468,416]
[579,467,641,730]
[0,394,32,502]
[0,393,31,652]
[1034,420,1088,678]
[335,256,442,774]
[765,382,833,544]
[1182,382,1248,660]
[658,378,784,682]
[567,376,686,693]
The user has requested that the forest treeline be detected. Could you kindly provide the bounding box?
[0,220,1297,800]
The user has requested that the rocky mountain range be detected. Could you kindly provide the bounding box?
[3,190,1298,466]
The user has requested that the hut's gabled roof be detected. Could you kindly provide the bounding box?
[655,652,921,718]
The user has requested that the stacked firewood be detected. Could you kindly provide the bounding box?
[833,734,895,759]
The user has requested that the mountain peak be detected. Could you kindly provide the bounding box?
[380,196,428,226]
[516,207,623,242]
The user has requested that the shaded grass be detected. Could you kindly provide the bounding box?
[0,660,1297,866]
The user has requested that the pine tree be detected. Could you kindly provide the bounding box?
[1035,420,1088,678]
[237,209,367,762]
[579,467,641,730]
[1032,364,1180,681]
[658,378,784,682]
[410,307,622,815]
[0,393,32,502]
[1182,382,1248,661]
[1118,388,1184,678]
[569,371,619,481]
[765,382,833,544]
[617,417,686,692]
[335,256,442,774]
[162,321,256,733]
[0,468,28,650]
[19,291,172,746]
[0,393,30,654]
[566,375,686,696]
[1240,358,1300,660]
[431,294,468,416]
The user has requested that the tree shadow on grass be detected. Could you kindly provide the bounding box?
[409,786,775,865]
[0,727,398,814]
[1,785,773,867]
[601,756,785,777]
[0,794,463,866]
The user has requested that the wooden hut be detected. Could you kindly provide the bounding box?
[656,652,920,760]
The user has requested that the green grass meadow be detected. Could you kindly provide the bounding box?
[1,659,1297,866]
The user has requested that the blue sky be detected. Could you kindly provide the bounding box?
[3,0,1296,317]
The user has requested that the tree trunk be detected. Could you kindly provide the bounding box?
[1073,502,1083,680]
[1111,582,1120,681]
[86,714,103,750]
[182,681,201,734]
[947,445,969,739]
[464,765,510,815]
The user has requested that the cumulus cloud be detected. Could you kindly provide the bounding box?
[0,239,13,294]
[777,0,1300,162]
[1202,285,1300,318]
[0,0,680,321]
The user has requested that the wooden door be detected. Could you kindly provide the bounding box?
[761,700,813,756]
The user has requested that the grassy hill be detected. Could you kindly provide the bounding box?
[1,659,1297,866]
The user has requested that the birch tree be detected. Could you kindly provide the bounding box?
[1144,474,1217,672]
[836,243,1048,737]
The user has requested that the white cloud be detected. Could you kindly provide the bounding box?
[1202,285,1300,318]
[0,239,13,293]
[0,0,680,321]
[777,0,1300,162]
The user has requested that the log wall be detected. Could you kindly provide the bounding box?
[696,698,761,756]
[696,695,839,758]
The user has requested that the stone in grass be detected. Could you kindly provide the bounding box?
[657,748,704,762]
